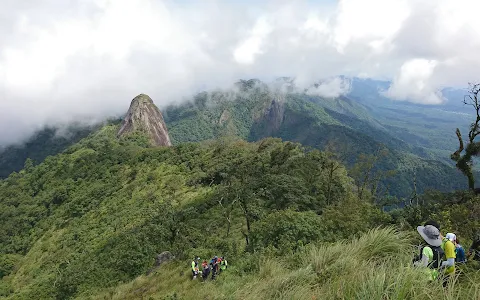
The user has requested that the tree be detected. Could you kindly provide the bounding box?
[23,158,34,173]
[349,148,396,203]
[451,83,480,190]
[249,210,323,254]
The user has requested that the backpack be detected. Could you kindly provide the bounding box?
[413,245,444,268]
[426,245,444,269]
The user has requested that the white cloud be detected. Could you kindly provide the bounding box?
[333,0,410,53]
[384,59,445,104]
[234,17,272,65]
[306,77,352,98]
[1,0,480,146]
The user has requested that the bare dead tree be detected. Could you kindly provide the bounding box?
[408,170,419,206]
[218,196,237,238]
[451,83,480,190]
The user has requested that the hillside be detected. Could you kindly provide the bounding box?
[0,125,95,178]
[1,123,479,299]
[163,80,474,198]
[86,228,480,300]
[0,124,384,299]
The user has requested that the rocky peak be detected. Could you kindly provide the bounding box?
[117,94,172,146]
[264,97,285,133]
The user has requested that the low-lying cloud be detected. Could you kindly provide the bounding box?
[1,0,480,146]
[305,77,352,98]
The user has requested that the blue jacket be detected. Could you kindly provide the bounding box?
[456,245,466,263]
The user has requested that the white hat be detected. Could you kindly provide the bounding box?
[446,233,456,242]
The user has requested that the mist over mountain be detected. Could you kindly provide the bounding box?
[2,0,480,147]
[0,76,474,183]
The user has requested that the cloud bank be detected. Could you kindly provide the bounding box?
[1,0,480,146]
[305,77,352,98]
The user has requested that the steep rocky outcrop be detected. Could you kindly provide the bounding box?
[249,97,285,140]
[264,98,285,133]
[118,94,172,146]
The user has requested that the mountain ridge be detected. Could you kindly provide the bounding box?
[0,79,475,197]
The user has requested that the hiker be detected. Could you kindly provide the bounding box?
[201,260,210,282]
[191,257,200,279]
[469,233,480,261]
[415,224,444,281]
[220,256,228,273]
[455,237,467,263]
[440,233,457,286]
[210,256,219,280]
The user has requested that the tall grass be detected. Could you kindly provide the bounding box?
[85,228,480,300]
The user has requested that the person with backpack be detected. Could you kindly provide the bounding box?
[415,224,444,280]
[201,260,210,282]
[468,233,480,261]
[440,233,457,284]
[210,256,219,280]
[455,237,467,263]
[220,256,228,273]
[191,257,200,279]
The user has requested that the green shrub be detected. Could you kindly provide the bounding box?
[250,210,323,254]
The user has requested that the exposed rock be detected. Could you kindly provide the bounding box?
[146,251,175,275]
[219,109,230,125]
[264,98,285,133]
[117,94,172,146]
[155,251,174,266]
[249,96,286,140]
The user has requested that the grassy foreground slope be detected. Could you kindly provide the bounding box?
[89,228,480,300]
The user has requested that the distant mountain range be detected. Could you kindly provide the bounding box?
[0,77,475,197]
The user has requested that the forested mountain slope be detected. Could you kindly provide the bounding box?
[163,80,473,197]
[0,125,95,178]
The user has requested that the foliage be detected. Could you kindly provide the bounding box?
[0,80,479,299]
[451,83,480,190]
[0,125,391,299]
[249,210,323,254]
[0,125,96,178]
[400,190,480,242]
[164,83,471,198]
[87,228,480,300]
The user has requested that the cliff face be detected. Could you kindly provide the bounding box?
[264,98,285,134]
[117,94,172,146]
[249,97,286,140]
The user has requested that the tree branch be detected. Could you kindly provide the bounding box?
[451,128,464,162]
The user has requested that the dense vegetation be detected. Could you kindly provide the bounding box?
[163,80,473,198]
[1,122,479,299]
[88,228,480,300]
[0,79,473,198]
[0,125,97,179]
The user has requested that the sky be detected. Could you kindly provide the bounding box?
[1,0,480,146]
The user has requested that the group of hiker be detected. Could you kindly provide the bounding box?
[191,256,228,281]
[414,220,480,285]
